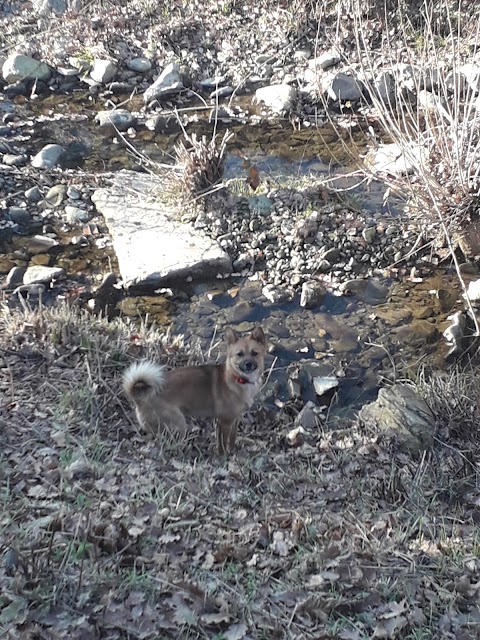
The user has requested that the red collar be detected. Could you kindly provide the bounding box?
[232,373,251,385]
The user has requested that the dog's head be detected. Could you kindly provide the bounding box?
[225,326,267,379]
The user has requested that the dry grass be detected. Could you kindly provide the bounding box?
[0,301,480,638]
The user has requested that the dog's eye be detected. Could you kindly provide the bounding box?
[251,350,258,356]
[237,351,244,357]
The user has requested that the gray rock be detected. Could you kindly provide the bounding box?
[44,184,67,207]
[362,227,376,243]
[65,205,89,224]
[127,57,152,73]
[327,72,367,102]
[210,86,234,99]
[2,54,52,83]
[308,48,341,71]
[254,84,297,114]
[23,265,65,285]
[95,109,135,132]
[90,59,117,84]
[144,63,184,103]
[33,0,82,14]
[66,186,82,200]
[92,171,232,290]
[262,284,293,304]
[8,207,30,225]
[313,376,338,396]
[300,280,326,309]
[294,401,319,430]
[359,384,435,455]
[5,266,25,288]
[199,75,227,89]
[374,71,396,105]
[3,154,27,166]
[27,235,58,254]
[31,144,66,169]
[293,49,311,61]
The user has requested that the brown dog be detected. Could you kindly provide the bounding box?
[123,326,267,455]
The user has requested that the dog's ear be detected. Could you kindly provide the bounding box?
[225,327,239,345]
[251,326,266,346]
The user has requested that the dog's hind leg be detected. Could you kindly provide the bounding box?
[158,406,188,440]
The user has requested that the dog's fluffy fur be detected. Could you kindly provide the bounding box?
[123,327,267,455]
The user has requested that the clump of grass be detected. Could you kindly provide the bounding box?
[173,128,232,200]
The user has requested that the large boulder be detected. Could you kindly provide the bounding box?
[360,384,435,455]
[92,171,232,290]
[2,54,52,83]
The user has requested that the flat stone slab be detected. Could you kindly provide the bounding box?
[92,171,232,290]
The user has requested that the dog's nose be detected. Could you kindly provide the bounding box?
[243,360,256,372]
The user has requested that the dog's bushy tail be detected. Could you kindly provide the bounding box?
[123,361,166,403]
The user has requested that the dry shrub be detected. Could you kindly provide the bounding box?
[173,128,232,200]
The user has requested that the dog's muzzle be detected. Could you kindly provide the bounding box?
[240,360,257,373]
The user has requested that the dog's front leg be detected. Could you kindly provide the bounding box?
[217,417,236,456]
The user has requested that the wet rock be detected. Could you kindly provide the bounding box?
[360,384,435,455]
[25,186,42,202]
[4,82,27,97]
[300,280,326,309]
[90,59,117,84]
[262,284,294,304]
[308,48,341,71]
[3,153,27,166]
[362,226,376,244]
[95,109,136,132]
[66,186,82,200]
[2,54,52,83]
[443,311,467,357]
[5,266,25,287]
[65,205,89,224]
[30,254,52,266]
[26,235,58,254]
[44,184,67,207]
[375,306,413,326]
[23,265,65,285]
[31,144,66,169]
[127,57,152,73]
[255,84,297,114]
[8,207,30,225]
[89,272,122,316]
[144,62,184,103]
[92,171,231,289]
[341,278,389,304]
[392,321,438,348]
[227,300,258,323]
[0,257,15,274]
[313,376,338,396]
[327,72,367,102]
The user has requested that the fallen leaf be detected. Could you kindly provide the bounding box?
[224,622,248,640]
[373,615,408,638]
[246,165,260,191]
